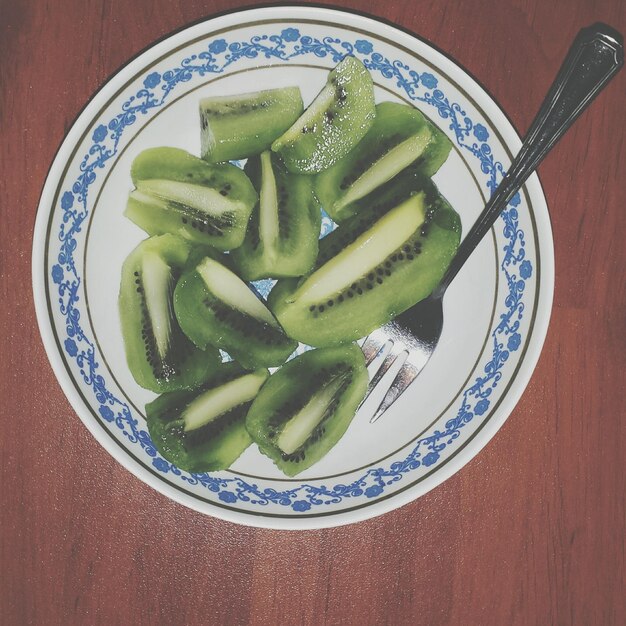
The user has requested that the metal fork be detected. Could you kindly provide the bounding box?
[361,23,623,423]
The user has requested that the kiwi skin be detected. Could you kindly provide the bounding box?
[245,344,368,477]
[268,178,461,347]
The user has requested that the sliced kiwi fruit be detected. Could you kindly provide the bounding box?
[324,163,435,226]
[146,363,269,472]
[315,101,452,222]
[125,147,257,251]
[200,87,304,163]
[118,234,220,392]
[229,151,321,280]
[246,344,368,476]
[268,180,461,346]
[174,256,297,369]
[271,56,376,174]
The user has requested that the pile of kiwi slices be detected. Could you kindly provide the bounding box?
[118,55,461,477]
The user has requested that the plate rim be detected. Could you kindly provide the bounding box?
[32,4,554,530]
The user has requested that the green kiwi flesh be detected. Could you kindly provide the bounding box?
[200,87,304,162]
[146,363,269,472]
[229,151,321,280]
[315,101,453,222]
[271,56,376,174]
[174,256,297,369]
[322,160,433,225]
[125,147,257,250]
[269,180,461,346]
[245,344,368,476]
[118,234,220,392]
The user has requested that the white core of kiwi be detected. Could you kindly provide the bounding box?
[136,179,237,216]
[335,127,432,211]
[272,83,336,148]
[200,117,216,161]
[196,257,279,327]
[183,370,269,432]
[128,189,168,211]
[258,151,280,253]
[276,374,348,455]
[292,193,426,305]
[141,251,174,360]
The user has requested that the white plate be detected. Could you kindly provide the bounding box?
[32,6,553,529]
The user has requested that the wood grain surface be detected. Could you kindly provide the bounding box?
[1,0,625,624]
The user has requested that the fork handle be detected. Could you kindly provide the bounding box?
[433,23,623,298]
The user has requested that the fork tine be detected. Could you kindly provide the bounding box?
[361,342,405,405]
[370,358,419,423]
[366,339,393,377]
[360,329,389,366]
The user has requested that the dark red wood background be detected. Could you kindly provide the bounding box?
[1,0,625,624]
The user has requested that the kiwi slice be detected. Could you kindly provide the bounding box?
[246,344,368,476]
[321,163,435,226]
[269,180,461,346]
[118,234,220,392]
[229,151,321,280]
[146,363,269,472]
[271,56,376,174]
[124,147,257,251]
[315,101,452,222]
[200,87,304,162]
[174,256,297,369]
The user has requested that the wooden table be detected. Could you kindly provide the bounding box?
[2,0,625,623]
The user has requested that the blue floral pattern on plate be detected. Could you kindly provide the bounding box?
[50,28,531,513]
